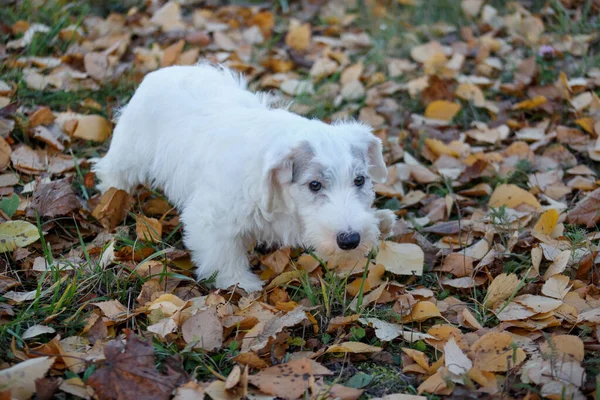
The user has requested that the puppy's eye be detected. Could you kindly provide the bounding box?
[309,181,322,192]
[354,176,365,187]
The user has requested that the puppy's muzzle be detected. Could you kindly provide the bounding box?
[336,231,360,250]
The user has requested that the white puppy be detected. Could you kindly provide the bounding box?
[93,63,395,292]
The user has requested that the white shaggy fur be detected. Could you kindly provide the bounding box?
[93,63,395,292]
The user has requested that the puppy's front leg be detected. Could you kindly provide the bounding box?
[184,224,264,293]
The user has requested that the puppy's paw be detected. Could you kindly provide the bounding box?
[217,272,264,293]
[375,209,397,239]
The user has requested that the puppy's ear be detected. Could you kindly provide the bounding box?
[260,141,312,214]
[341,121,388,183]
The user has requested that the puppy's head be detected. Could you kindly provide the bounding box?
[261,120,387,258]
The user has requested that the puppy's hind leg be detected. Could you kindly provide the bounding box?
[184,221,264,293]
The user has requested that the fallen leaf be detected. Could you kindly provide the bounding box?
[27,177,79,218]
[326,342,382,354]
[404,301,442,323]
[136,215,162,242]
[533,209,560,235]
[181,306,223,351]
[424,100,461,122]
[241,306,306,352]
[285,22,311,52]
[173,381,205,400]
[0,136,11,170]
[470,332,526,372]
[247,358,331,398]
[541,274,571,299]
[91,188,132,230]
[88,330,181,400]
[376,241,424,276]
[0,357,55,400]
[484,273,520,309]
[444,337,472,375]
[489,183,542,210]
[359,317,434,342]
[567,188,600,228]
[72,115,112,142]
[0,221,41,252]
[22,325,56,340]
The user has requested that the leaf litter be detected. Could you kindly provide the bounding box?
[0,0,600,399]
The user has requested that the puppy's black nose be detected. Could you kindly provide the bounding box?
[336,231,360,250]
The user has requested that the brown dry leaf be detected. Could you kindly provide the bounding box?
[92,188,132,230]
[182,306,223,351]
[483,273,520,309]
[470,332,526,372]
[376,241,424,276]
[488,184,542,210]
[136,215,162,242]
[88,330,181,400]
[533,209,560,235]
[326,342,382,354]
[247,358,331,398]
[567,188,600,228]
[10,145,46,174]
[285,22,311,52]
[326,314,360,333]
[0,136,10,171]
[261,248,291,274]
[424,100,461,122]
[162,39,185,67]
[27,177,79,218]
[360,317,434,342]
[28,106,54,127]
[241,305,306,352]
[439,253,474,277]
[513,294,562,314]
[232,352,268,369]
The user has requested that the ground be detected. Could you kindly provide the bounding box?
[1,0,600,399]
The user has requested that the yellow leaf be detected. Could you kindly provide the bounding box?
[575,117,595,134]
[404,301,442,323]
[417,370,452,395]
[539,335,584,362]
[326,341,382,354]
[512,95,547,110]
[285,22,311,52]
[488,183,542,210]
[533,209,559,235]
[265,270,303,290]
[483,273,519,309]
[0,221,40,252]
[455,82,485,106]
[424,100,461,122]
[470,332,526,372]
[402,347,430,369]
[72,115,112,142]
[425,138,459,158]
